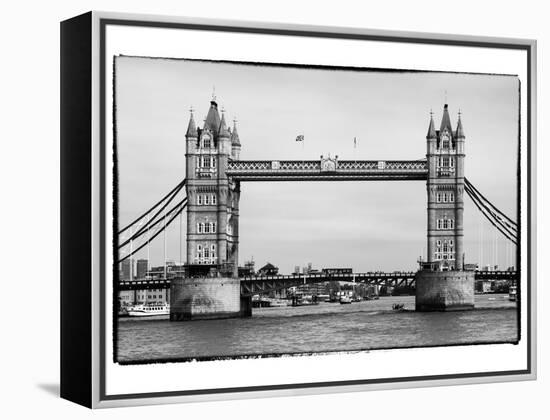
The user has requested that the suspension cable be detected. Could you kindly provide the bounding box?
[465,183,516,241]
[118,178,186,235]
[464,178,516,227]
[464,185,517,244]
[118,200,188,263]
[465,182,517,234]
[464,182,517,238]
[119,197,187,248]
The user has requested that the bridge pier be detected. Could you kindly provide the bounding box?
[415,269,475,311]
[170,277,250,321]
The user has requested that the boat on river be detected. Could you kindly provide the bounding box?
[127,303,170,317]
[339,296,352,304]
[509,285,517,301]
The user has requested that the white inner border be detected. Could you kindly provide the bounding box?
[102,21,529,397]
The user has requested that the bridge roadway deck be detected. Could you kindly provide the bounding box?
[117,270,518,296]
[226,160,428,181]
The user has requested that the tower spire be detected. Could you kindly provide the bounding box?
[231,117,241,146]
[426,110,436,139]
[218,109,230,137]
[439,103,453,134]
[204,97,221,133]
[186,106,197,137]
[456,110,465,138]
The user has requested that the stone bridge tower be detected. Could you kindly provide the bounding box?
[416,104,474,311]
[426,104,465,271]
[171,97,246,321]
[184,98,241,276]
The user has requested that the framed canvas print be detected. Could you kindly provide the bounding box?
[60,11,537,408]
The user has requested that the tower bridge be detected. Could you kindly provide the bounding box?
[118,98,519,320]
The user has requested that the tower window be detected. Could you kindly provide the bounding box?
[202,137,211,148]
[211,194,217,205]
[449,192,455,202]
[197,244,203,259]
[204,195,210,205]
[197,195,203,205]
[443,193,448,203]
[437,218,455,230]
[436,193,441,203]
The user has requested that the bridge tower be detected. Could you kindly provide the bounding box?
[416,104,474,311]
[426,104,465,270]
[171,97,247,321]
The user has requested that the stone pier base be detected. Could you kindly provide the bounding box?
[415,270,475,311]
[170,277,251,321]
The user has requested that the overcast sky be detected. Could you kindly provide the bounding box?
[115,56,519,273]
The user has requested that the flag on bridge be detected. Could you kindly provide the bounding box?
[296,134,304,142]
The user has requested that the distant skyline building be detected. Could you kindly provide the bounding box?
[120,259,134,281]
[136,259,148,279]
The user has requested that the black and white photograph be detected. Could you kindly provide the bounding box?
[52,8,539,410]
[113,56,520,364]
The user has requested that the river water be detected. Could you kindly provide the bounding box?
[116,294,518,363]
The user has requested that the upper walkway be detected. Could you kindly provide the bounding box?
[226,159,428,181]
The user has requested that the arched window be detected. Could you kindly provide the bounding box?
[449,192,455,202]
[203,246,210,259]
[443,193,448,203]
[210,222,216,233]
[202,136,211,148]
[197,195,203,205]
[436,193,441,203]
[204,223,210,233]
[197,244,203,259]
[211,244,216,260]
[211,194,217,205]
[204,195,210,205]
[450,219,455,229]
[211,157,216,168]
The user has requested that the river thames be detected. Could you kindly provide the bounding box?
[116,294,518,363]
